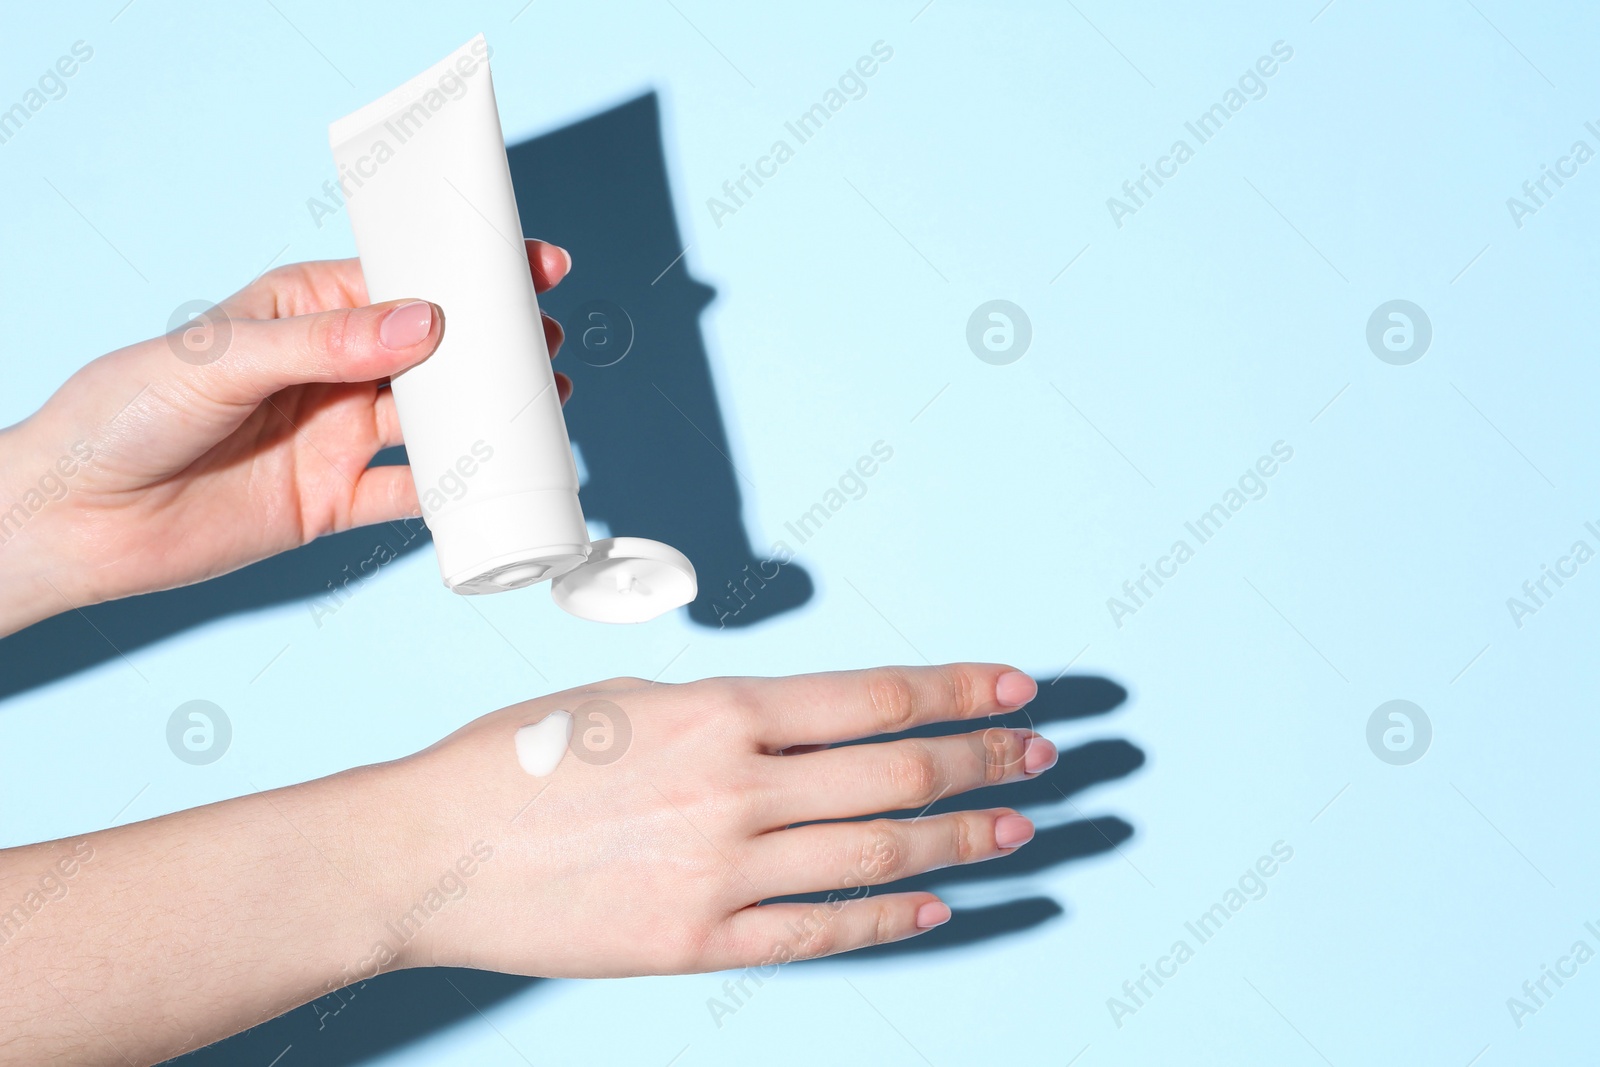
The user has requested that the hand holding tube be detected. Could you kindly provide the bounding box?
[0,244,571,635]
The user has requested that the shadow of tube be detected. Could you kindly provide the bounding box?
[505,92,814,630]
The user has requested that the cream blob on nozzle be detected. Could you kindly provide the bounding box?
[328,34,695,624]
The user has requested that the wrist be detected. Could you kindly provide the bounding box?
[340,745,511,972]
[279,759,439,984]
[0,554,53,636]
[0,438,61,636]
[0,422,97,634]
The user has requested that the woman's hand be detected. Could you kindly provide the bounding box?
[0,240,571,631]
[0,663,1052,1062]
[381,663,1053,978]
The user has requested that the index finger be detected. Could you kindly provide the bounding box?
[219,238,573,320]
[755,663,1037,747]
[220,258,369,320]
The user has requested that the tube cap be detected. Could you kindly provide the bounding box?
[550,537,697,623]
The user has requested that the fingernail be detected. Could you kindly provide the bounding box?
[995,813,1034,849]
[554,244,573,273]
[996,671,1037,707]
[1024,737,1058,775]
[543,313,565,354]
[915,901,951,929]
[380,301,434,349]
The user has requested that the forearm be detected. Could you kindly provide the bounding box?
[0,762,415,1064]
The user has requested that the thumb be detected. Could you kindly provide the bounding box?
[168,298,441,407]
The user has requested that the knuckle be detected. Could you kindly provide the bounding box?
[657,918,720,973]
[885,742,941,807]
[860,820,907,883]
[600,675,648,689]
[272,262,308,287]
[950,814,975,865]
[944,665,978,715]
[267,263,326,317]
[871,903,897,946]
[791,915,838,960]
[682,677,760,737]
[308,307,356,364]
[727,681,772,734]
[866,669,919,734]
[689,675,755,711]
[979,729,1022,783]
[723,678,764,713]
[711,766,768,823]
[727,923,785,971]
[256,262,300,300]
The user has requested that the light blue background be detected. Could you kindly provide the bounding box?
[3,1,1597,1064]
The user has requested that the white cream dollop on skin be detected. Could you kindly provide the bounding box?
[515,710,572,777]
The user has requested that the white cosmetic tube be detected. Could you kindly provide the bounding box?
[330,35,587,594]
[329,36,696,621]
